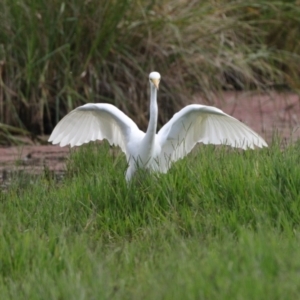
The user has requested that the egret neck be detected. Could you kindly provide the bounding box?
[139,81,158,164]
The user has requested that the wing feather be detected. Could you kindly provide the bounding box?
[157,104,267,171]
[49,103,141,156]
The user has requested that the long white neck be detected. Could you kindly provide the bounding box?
[126,82,158,179]
[142,83,158,147]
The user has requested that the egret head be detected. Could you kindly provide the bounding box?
[149,72,161,90]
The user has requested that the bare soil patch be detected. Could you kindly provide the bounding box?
[209,91,300,141]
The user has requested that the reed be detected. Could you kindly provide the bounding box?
[0,0,299,137]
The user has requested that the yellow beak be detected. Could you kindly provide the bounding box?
[151,79,160,90]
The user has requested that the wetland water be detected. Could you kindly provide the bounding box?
[1,92,300,187]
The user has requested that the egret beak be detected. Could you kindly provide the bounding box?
[151,79,160,90]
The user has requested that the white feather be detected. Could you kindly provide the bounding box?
[157,104,267,171]
[49,103,142,159]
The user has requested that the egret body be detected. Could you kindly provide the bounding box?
[49,72,267,181]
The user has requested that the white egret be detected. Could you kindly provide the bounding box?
[49,71,267,181]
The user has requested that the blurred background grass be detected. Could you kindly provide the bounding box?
[1,0,300,137]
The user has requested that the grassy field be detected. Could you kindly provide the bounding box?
[1,140,300,299]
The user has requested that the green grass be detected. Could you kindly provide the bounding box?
[2,0,300,137]
[1,140,300,299]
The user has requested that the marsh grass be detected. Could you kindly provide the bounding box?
[1,0,300,136]
[1,140,300,298]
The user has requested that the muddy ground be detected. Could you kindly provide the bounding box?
[1,92,300,184]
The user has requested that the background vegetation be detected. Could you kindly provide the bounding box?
[1,0,300,137]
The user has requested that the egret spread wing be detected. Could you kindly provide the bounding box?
[48,103,141,156]
[157,104,267,170]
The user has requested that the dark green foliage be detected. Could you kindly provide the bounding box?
[1,0,300,136]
